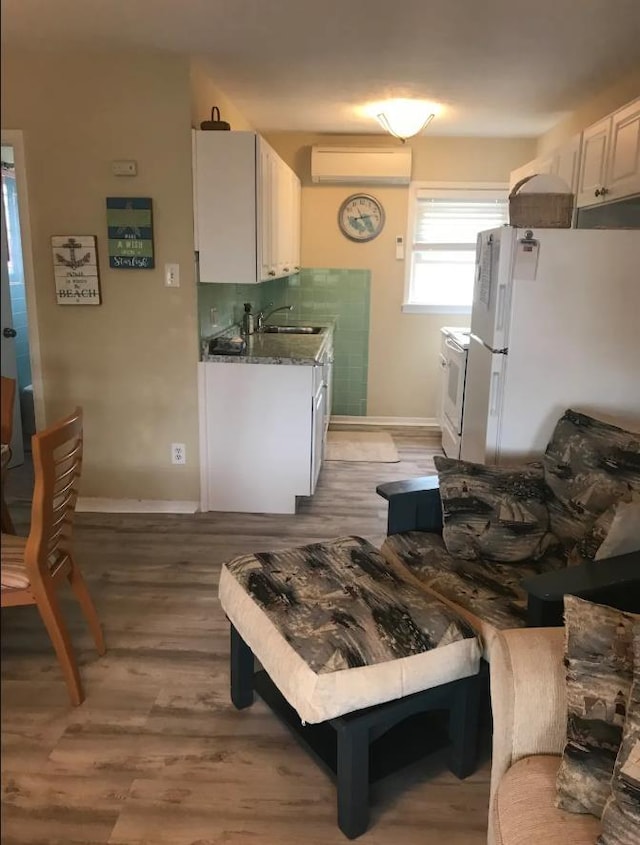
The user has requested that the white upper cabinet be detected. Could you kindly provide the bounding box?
[577,116,613,207]
[193,130,301,284]
[277,165,301,276]
[606,99,640,200]
[509,140,580,194]
[576,98,640,208]
[509,97,640,210]
[551,135,582,194]
[509,155,554,191]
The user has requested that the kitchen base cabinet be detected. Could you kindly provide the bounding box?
[198,362,324,515]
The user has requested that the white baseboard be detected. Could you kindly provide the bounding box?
[76,498,199,514]
[330,415,440,430]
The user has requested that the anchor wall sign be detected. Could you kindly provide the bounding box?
[106,196,154,269]
[51,235,101,305]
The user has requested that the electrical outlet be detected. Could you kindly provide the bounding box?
[171,443,186,465]
[165,263,180,287]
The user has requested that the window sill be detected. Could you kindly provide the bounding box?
[402,303,472,315]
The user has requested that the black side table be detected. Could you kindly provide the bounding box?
[523,549,640,627]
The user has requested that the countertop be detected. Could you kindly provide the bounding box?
[201,324,333,365]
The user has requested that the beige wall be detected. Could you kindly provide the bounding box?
[1,48,200,500]
[536,66,640,156]
[265,132,536,418]
[190,58,255,131]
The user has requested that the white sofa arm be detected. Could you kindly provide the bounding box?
[487,628,567,843]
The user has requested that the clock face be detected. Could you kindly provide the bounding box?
[338,194,385,242]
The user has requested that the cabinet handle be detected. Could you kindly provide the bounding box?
[594,187,609,197]
[283,267,290,272]
[268,270,276,276]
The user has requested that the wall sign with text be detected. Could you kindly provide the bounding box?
[106,196,155,269]
[51,235,101,305]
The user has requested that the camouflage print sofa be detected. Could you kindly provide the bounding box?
[378,409,640,659]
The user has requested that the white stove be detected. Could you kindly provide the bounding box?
[438,327,470,458]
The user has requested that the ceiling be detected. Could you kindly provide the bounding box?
[2,0,640,137]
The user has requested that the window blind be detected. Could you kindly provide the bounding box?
[413,196,508,248]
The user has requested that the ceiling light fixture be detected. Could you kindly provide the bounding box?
[375,99,436,143]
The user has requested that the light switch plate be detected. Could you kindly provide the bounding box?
[165,263,180,287]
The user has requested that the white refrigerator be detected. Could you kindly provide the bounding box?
[460,226,640,465]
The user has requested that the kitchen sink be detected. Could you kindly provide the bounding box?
[260,325,324,334]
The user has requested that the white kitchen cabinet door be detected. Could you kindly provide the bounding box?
[257,137,274,281]
[311,382,325,494]
[552,134,582,195]
[199,362,316,514]
[576,99,640,208]
[276,156,292,275]
[193,131,258,284]
[607,99,640,201]
[291,171,301,273]
[576,116,611,207]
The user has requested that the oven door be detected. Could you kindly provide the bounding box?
[442,337,467,436]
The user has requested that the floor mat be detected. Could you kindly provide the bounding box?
[325,430,400,463]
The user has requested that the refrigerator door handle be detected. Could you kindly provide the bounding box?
[496,283,507,333]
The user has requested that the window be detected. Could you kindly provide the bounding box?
[403,183,508,314]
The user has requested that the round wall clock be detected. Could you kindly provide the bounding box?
[338,193,385,242]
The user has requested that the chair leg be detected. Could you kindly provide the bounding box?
[67,554,106,656]
[33,582,84,706]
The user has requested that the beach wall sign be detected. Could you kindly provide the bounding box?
[106,197,155,269]
[51,235,101,305]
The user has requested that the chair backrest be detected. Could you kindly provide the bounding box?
[1,376,16,444]
[24,408,83,582]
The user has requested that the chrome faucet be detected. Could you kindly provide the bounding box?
[256,304,293,331]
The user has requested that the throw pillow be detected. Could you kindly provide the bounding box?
[433,456,554,562]
[568,493,640,566]
[556,595,638,818]
[598,622,640,845]
[543,409,640,548]
[596,495,640,560]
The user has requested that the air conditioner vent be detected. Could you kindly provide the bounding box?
[311,146,412,185]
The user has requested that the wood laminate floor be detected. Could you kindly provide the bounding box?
[1,433,490,845]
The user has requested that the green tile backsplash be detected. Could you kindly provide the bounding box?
[197,268,371,416]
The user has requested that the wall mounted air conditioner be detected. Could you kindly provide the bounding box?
[310,146,412,185]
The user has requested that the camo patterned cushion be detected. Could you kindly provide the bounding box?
[381,531,566,652]
[218,536,481,723]
[434,456,555,563]
[599,623,640,845]
[544,410,640,548]
[556,596,638,819]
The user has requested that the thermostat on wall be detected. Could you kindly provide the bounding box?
[111,160,137,177]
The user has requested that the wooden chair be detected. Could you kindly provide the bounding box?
[1,407,105,705]
[1,375,17,533]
